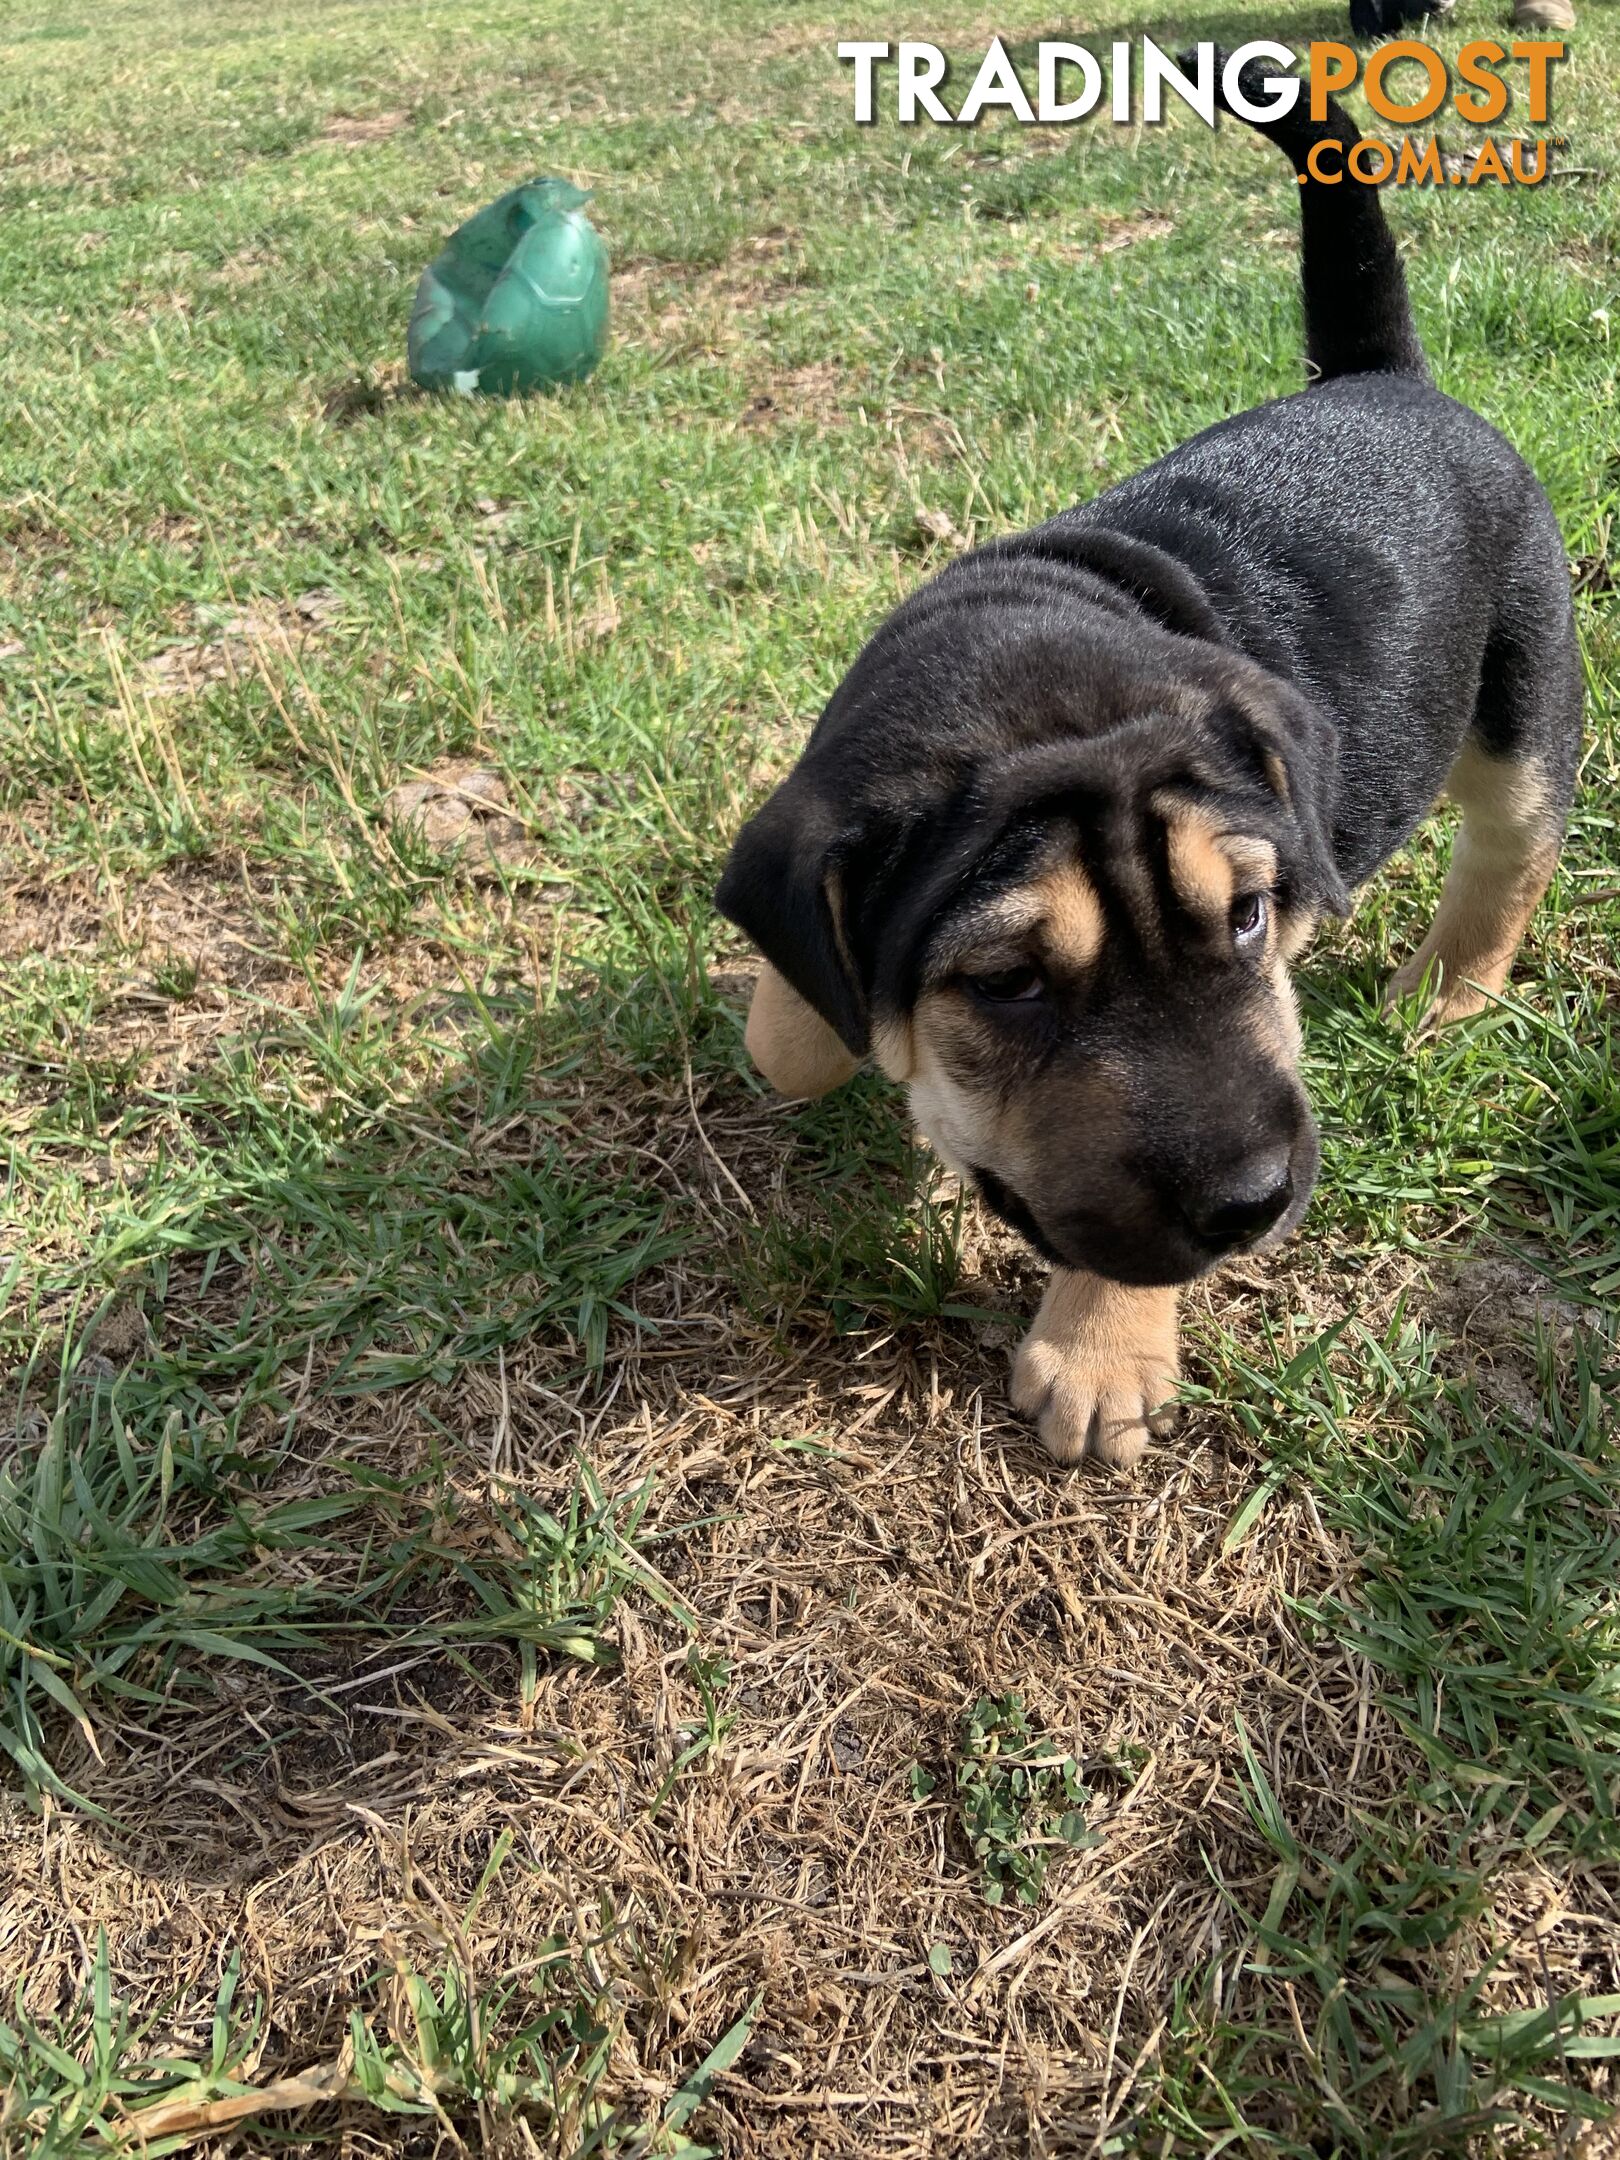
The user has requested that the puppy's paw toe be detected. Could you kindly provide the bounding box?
[1011,1335,1177,1470]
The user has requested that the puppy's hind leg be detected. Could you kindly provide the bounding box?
[1384,747,1561,1025]
[1386,610,1580,1028]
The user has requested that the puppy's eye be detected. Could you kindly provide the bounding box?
[1231,892,1269,947]
[967,965,1046,1004]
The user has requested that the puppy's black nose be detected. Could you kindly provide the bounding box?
[1184,1154,1294,1252]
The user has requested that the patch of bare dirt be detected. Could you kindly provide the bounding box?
[739,360,846,432]
[704,230,807,307]
[0,843,576,1124]
[0,857,325,1107]
[0,863,106,965]
[137,589,340,696]
[312,109,411,147]
[319,360,414,425]
[617,232,811,361]
[143,510,203,551]
[1097,211,1173,253]
[1430,1252,1594,1427]
[1441,1253,1589,1345]
[9,867,284,1064]
[119,288,196,326]
[383,762,536,876]
[117,866,290,996]
[1041,213,1175,270]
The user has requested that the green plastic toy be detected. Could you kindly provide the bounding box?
[407,178,609,396]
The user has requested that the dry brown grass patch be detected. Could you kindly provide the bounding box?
[312,111,412,148]
[0,1193,1438,2154]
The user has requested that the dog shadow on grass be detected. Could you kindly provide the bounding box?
[5,957,1616,2147]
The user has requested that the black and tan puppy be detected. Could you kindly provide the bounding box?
[717,73,1581,1468]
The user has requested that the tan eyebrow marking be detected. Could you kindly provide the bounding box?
[1028,861,1105,971]
[1157,799,1278,921]
[1223,834,1279,892]
[1166,815,1234,915]
[940,859,1107,978]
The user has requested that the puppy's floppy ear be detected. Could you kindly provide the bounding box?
[1229,687,1351,917]
[716,772,870,1057]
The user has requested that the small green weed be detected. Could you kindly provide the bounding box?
[648,1649,736,1818]
[938,1692,1100,1908]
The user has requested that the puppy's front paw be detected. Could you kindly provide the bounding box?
[1382,953,1491,1032]
[1011,1273,1180,1469]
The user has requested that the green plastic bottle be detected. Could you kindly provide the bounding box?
[408,179,609,396]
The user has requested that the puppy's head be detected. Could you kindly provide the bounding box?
[718,617,1347,1287]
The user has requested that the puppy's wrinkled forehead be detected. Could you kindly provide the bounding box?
[921,793,1279,985]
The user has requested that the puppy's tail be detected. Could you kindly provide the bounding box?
[1212,53,1430,385]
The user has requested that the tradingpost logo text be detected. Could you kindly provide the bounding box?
[837,38,1570,186]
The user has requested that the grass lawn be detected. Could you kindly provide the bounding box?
[2,0,1619,2151]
